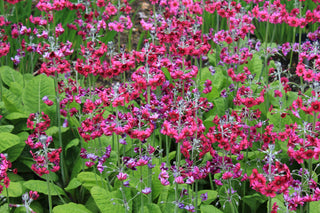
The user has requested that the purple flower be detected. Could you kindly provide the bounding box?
[200,192,208,201]
[123,181,130,187]
[141,187,151,194]
[62,119,68,128]
[178,203,185,209]
[221,89,227,98]
[119,138,127,145]
[185,204,195,212]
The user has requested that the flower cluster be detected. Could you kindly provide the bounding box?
[26,112,61,176]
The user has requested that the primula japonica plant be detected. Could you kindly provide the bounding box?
[2,0,320,213]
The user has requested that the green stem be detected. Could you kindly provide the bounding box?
[0,0,4,19]
[54,73,67,186]
[264,21,269,84]
[174,143,181,213]
[46,174,52,213]
[166,136,169,165]
[140,165,144,213]
[195,180,198,213]
[121,182,129,213]
[6,186,10,212]
[268,196,272,213]
[208,173,214,190]
[289,27,296,69]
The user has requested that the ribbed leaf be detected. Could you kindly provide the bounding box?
[0,125,14,133]
[22,74,55,115]
[23,180,66,196]
[1,181,24,197]
[77,172,107,190]
[53,203,92,213]
[90,186,125,213]
[0,66,23,87]
[200,205,223,213]
[0,132,20,153]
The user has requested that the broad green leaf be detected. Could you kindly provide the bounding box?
[64,178,82,192]
[158,186,175,213]
[6,139,25,162]
[268,197,287,213]
[140,204,162,213]
[267,111,293,131]
[24,180,66,196]
[70,157,84,180]
[9,82,23,97]
[151,159,163,201]
[198,190,218,205]
[5,112,28,120]
[0,132,20,153]
[208,53,217,66]
[200,205,223,213]
[213,98,227,117]
[22,74,56,115]
[202,86,219,103]
[0,66,23,87]
[85,196,100,213]
[90,186,125,213]
[65,138,79,154]
[0,125,14,133]
[247,54,263,78]
[1,181,24,197]
[2,88,24,113]
[161,151,176,163]
[242,193,267,213]
[77,172,107,190]
[45,126,69,136]
[310,200,320,213]
[0,204,9,213]
[53,202,92,213]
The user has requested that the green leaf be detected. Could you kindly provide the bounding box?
[267,111,293,131]
[212,98,227,117]
[268,197,287,213]
[65,138,79,154]
[242,193,267,213]
[1,181,24,197]
[200,205,223,213]
[247,54,263,78]
[0,66,23,87]
[2,88,24,113]
[65,178,82,192]
[0,204,9,213]
[310,200,320,213]
[0,125,14,133]
[90,186,125,213]
[198,190,218,205]
[202,86,219,102]
[151,159,164,201]
[0,132,20,153]
[9,82,23,97]
[22,74,56,115]
[161,151,176,163]
[161,67,172,84]
[6,135,26,162]
[158,186,175,213]
[140,204,162,213]
[5,112,28,120]
[53,203,92,213]
[23,180,66,196]
[77,172,107,190]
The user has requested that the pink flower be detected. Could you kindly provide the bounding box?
[117,172,128,181]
